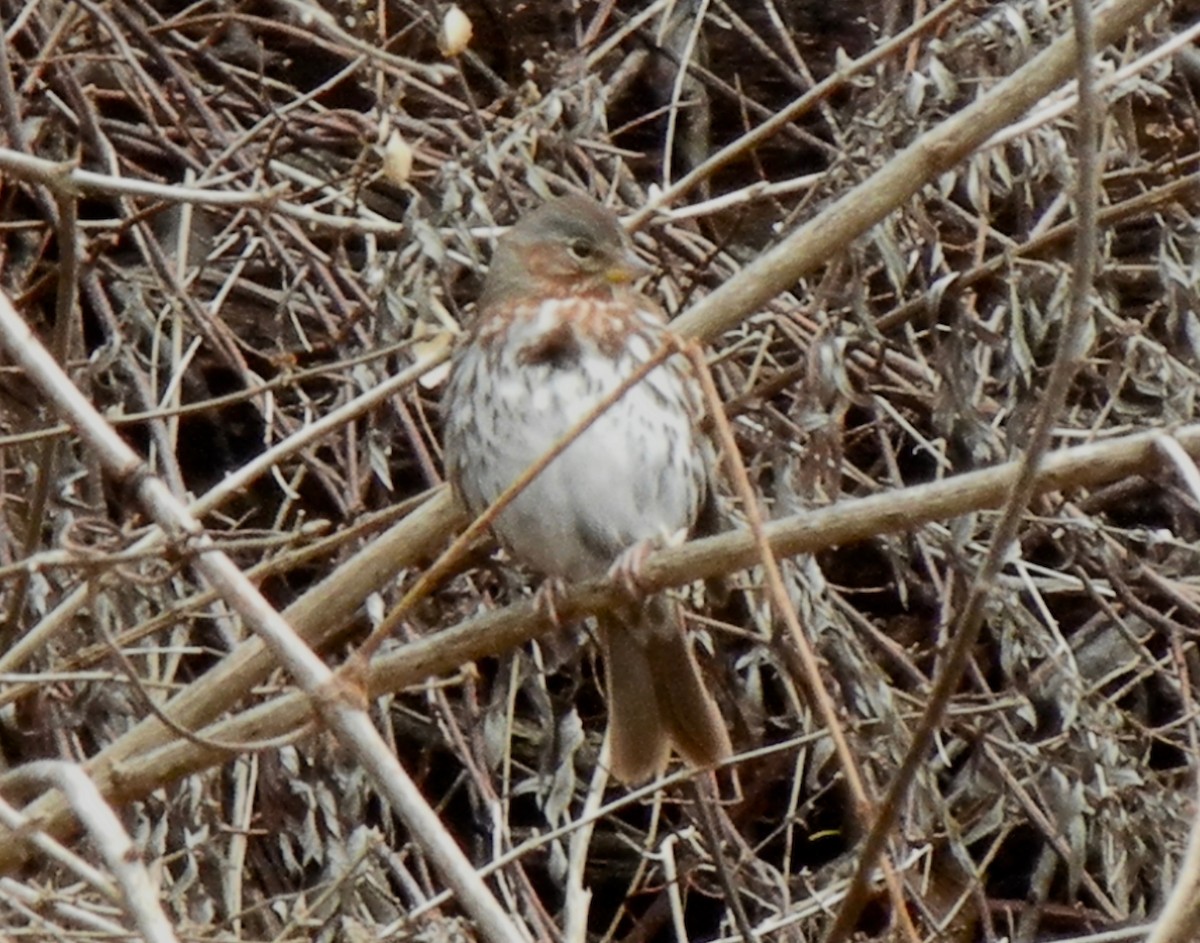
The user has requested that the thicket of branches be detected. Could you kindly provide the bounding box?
[1,0,1199,941]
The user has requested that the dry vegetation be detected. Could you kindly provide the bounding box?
[1,0,1199,941]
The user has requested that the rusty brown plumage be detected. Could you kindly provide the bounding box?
[442,194,730,783]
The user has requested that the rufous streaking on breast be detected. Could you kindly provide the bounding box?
[442,194,730,784]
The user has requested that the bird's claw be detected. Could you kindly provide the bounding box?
[607,538,657,599]
[534,577,569,627]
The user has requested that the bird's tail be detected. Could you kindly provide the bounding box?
[598,597,731,783]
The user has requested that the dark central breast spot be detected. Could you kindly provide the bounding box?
[518,320,583,369]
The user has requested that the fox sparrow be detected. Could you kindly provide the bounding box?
[442,194,731,783]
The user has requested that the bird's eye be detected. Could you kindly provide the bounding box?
[567,239,596,262]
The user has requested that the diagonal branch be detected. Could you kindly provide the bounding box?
[0,290,526,943]
[0,419,1194,874]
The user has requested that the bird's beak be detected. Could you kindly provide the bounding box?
[606,248,653,284]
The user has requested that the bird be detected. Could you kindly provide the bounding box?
[441,193,731,784]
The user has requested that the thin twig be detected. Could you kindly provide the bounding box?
[0,288,527,943]
[824,0,1104,934]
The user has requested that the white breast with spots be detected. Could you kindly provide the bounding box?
[444,296,705,582]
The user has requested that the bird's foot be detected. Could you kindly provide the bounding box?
[533,576,569,627]
[607,538,659,599]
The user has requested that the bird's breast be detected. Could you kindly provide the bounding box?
[443,294,704,579]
